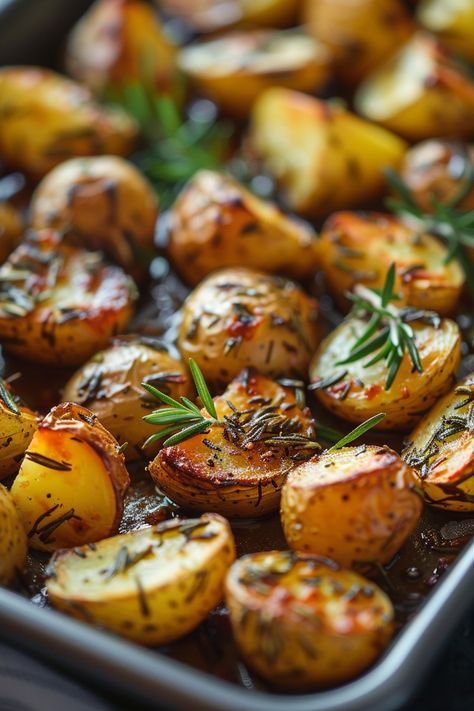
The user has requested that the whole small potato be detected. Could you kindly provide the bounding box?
[30,156,158,278]
[281,445,422,566]
[418,0,474,62]
[0,380,37,481]
[0,484,27,585]
[0,201,23,263]
[178,268,321,388]
[167,170,319,285]
[155,0,300,32]
[63,337,190,461]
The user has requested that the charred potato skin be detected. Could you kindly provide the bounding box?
[0,201,23,263]
[178,267,321,387]
[281,445,422,566]
[309,316,461,431]
[0,484,27,585]
[63,337,190,461]
[149,369,316,518]
[0,67,137,178]
[317,211,464,315]
[403,373,474,511]
[167,170,319,285]
[10,402,130,552]
[226,551,394,688]
[47,513,236,646]
[0,384,37,481]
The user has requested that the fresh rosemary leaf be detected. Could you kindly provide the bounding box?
[189,358,217,419]
[141,382,184,409]
[180,396,202,414]
[143,411,201,426]
[142,426,182,449]
[337,328,389,365]
[328,413,386,451]
[163,419,212,447]
[381,262,396,307]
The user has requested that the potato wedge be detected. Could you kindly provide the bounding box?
[30,156,158,279]
[179,29,329,118]
[355,33,474,141]
[167,170,319,285]
[418,0,474,62]
[10,402,130,552]
[309,316,461,430]
[63,337,190,461]
[0,201,23,263]
[317,211,464,315]
[0,229,136,366]
[149,369,317,518]
[403,373,474,511]
[226,551,394,688]
[47,513,236,645]
[0,67,137,178]
[281,445,422,566]
[0,484,27,585]
[249,89,407,219]
[178,267,321,388]
[0,379,37,481]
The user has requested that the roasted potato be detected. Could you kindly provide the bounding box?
[355,33,474,141]
[65,0,178,97]
[303,0,413,85]
[0,67,137,178]
[0,379,37,481]
[0,201,23,263]
[0,229,136,366]
[226,551,394,688]
[281,445,422,566]
[47,513,236,645]
[249,89,407,219]
[418,0,474,62]
[317,211,464,315]
[403,373,474,511]
[309,315,461,430]
[167,170,319,285]
[30,156,158,278]
[10,402,130,552]
[178,29,329,118]
[63,336,190,461]
[178,268,321,388]
[149,368,317,518]
[0,484,27,585]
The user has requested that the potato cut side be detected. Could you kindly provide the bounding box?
[0,380,37,481]
[0,484,27,585]
[418,0,474,62]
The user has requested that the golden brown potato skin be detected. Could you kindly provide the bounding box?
[0,67,137,178]
[317,211,464,315]
[0,382,37,481]
[0,484,27,585]
[281,445,422,566]
[0,201,23,263]
[63,337,190,461]
[226,551,394,688]
[155,0,300,32]
[0,229,136,366]
[30,156,158,279]
[418,0,474,62]
[403,373,474,511]
[167,170,319,285]
[178,268,321,388]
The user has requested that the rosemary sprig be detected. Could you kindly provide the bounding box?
[327,414,386,451]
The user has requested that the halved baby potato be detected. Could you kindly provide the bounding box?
[281,445,422,566]
[0,379,37,481]
[403,373,474,511]
[355,33,474,141]
[63,336,190,461]
[418,0,474,62]
[0,229,136,366]
[47,513,236,646]
[0,201,23,263]
[178,267,321,388]
[226,551,394,688]
[317,211,464,315]
[0,67,137,178]
[10,402,130,552]
[0,484,27,585]
[309,315,461,431]
[249,89,407,219]
[149,369,317,518]
[167,170,319,285]
[179,29,330,118]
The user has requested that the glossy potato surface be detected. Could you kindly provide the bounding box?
[0,382,37,481]
[0,484,27,585]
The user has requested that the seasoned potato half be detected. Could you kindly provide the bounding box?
[10,402,130,552]
[47,514,236,645]
[167,170,319,285]
[149,369,317,518]
[0,201,23,263]
[249,89,407,219]
[403,373,474,511]
[318,211,464,315]
[281,445,422,566]
[310,316,461,430]
[226,551,394,688]
[0,484,27,585]
[0,229,136,366]
[178,268,321,387]
[30,156,158,278]
[303,0,413,85]
[63,337,190,461]
[0,67,137,178]
[0,380,37,481]
[418,0,474,62]
[155,0,300,32]
[355,33,474,141]
[66,0,178,96]
[179,30,329,118]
